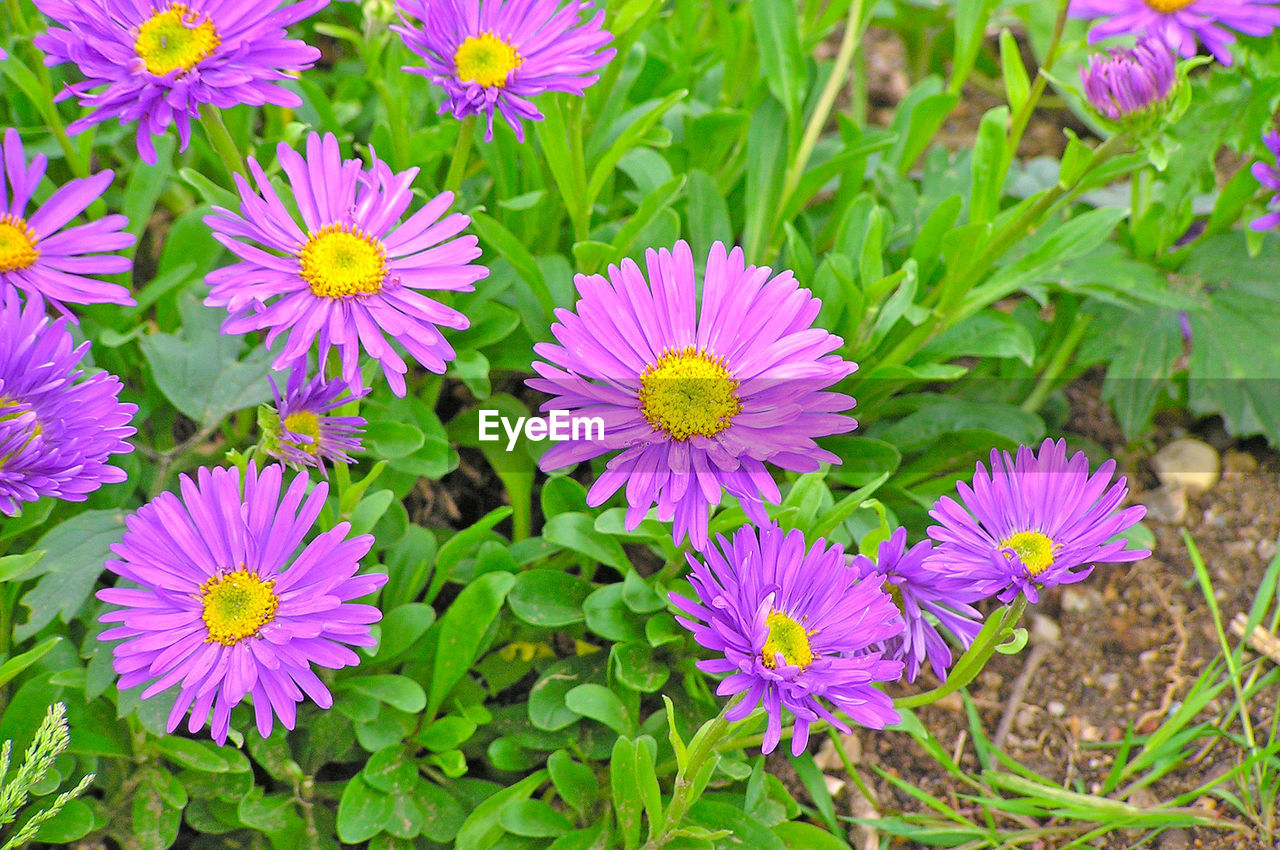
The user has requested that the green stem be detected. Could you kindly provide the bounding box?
[443,115,476,196]
[644,700,741,850]
[1021,309,1090,413]
[895,595,1028,710]
[772,0,866,255]
[198,107,247,184]
[873,132,1130,375]
[998,0,1071,183]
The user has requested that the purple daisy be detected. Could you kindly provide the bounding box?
[926,438,1149,605]
[0,292,136,515]
[34,0,328,164]
[527,240,857,550]
[98,462,386,744]
[849,528,984,684]
[1068,0,1280,66]
[263,368,365,474]
[1250,132,1280,232]
[204,132,488,397]
[1,128,133,315]
[670,523,904,756]
[1079,35,1176,121]
[393,0,616,142]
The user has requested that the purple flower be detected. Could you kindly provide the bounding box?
[849,528,984,684]
[1250,132,1280,232]
[394,0,615,142]
[263,368,365,474]
[1,128,133,315]
[670,523,904,756]
[528,241,857,549]
[927,438,1149,605]
[1068,0,1280,66]
[1079,36,1176,121]
[205,132,488,397]
[34,0,328,163]
[0,292,136,515]
[98,463,386,744]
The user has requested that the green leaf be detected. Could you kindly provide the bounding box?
[752,0,806,120]
[337,777,394,844]
[154,737,233,773]
[610,738,642,850]
[544,513,628,569]
[428,571,516,718]
[339,675,428,714]
[417,783,468,843]
[499,799,573,838]
[139,295,273,428]
[529,655,606,731]
[0,636,60,689]
[363,421,425,459]
[363,746,418,794]
[548,750,597,818]
[34,799,96,844]
[610,642,670,693]
[15,510,125,641]
[370,603,436,663]
[969,106,1010,226]
[586,90,686,210]
[999,28,1030,115]
[509,570,593,627]
[565,684,634,736]
[455,770,549,850]
[0,551,43,583]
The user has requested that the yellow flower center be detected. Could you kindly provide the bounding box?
[638,346,742,441]
[0,215,39,273]
[134,4,220,77]
[200,569,279,646]
[298,224,387,299]
[761,610,816,670]
[282,410,322,455]
[1143,0,1196,11]
[1000,530,1056,577]
[454,33,523,87]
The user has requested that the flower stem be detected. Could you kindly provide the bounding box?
[771,0,866,259]
[198,107,247,184]
[643,699,743,850]
[999,0,1072,184]
[443,115,476,195]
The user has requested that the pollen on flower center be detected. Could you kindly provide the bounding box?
[761,610,816,669]
[638,346,742,441]
[454,33,523,87]
[1143,0,1196,11]
[0,215,39,273]
[299,224,388,299]
[200,568,279,645]
[135,4,221,77]
[1000,530,1056,577]
[282,410,322,454]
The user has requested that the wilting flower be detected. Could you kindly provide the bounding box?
[0,292,136,516]
[394,0,615,141]
[0,128,133,314]
[34,0,328,163]
[205,132,488,397]
[849,528,984,684]
[262,368,365,473]
[528,240,857,549]
[1250,132,1280,232]
[1068,0,1280,66]
[670,523,904,756]
[98,463,386,744]
[1080,36,1176,121]
[927,438,1149,604]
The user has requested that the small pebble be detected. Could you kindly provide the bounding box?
[1097,672,1120,692]
[1258,538,1277,561]
[1060,586,1103,614]
[1141,484,1187,524]
[1015,708,1035,732]
[1030,614,1061,645]
[1079,724,1100,742]
[1158,828,1190,850]
[1047,701,1065,717]
[1152,437,1220,494]
[1222,450,1257,474]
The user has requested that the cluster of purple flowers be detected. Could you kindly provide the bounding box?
[6,0,1169,755]
[526,237,1151,753]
